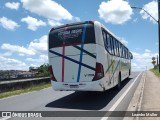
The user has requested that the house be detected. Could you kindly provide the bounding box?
[16,71,35,78]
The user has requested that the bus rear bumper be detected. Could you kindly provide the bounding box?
[51,80,106,91]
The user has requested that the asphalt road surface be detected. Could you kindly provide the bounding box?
[0,71,142,120]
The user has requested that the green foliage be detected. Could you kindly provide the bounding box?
[0,83,51,99]
[150,67,160,76]
[37,63,50,77]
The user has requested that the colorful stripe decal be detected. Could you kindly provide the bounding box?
[105,60,115,75]
[77,24,87,82]
[62,42,65,82]
[109,60,120,82]
[49,50,96,71]
[73,46,96,59]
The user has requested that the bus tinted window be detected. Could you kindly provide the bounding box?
[110,36,114,55]
[122,45,124,58]
[113,38,118,56]
[49,24,95,49]
[112,38,116,55]
[125,48,127,58]
[107,34,112,53]
[117,41,120,56]
[102,29,130,58]
[115,40,119,56]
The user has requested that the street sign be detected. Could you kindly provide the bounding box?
[152,60,156,65]
[152,57,156,61]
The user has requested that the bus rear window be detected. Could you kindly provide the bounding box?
[49,24,95,49]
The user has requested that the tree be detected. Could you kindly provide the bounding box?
[37,63,50,77]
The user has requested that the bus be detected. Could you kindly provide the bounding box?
[48,21,133,91]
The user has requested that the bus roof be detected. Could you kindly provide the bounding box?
[49,20,129,50]
[49,21,94,32]
[100,23,128,49]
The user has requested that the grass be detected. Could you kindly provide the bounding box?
[150,66,160,76]
[0,83,51,99]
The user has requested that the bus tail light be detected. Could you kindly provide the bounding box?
[89,20,94,24]
[50,28,54,32]
[92,63,104,81]
[49,65,57,81]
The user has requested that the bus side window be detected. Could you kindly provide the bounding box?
[113,38,116,56]
[115,40,119,56]
[130,52,133,59]
[103,31,106,42]
[102,31,110,53]
[125,48,128,59]
[126,48,128,59]
[107,34,111,53]
[124,47,126,58]
[119,43,121,57]
[125,48,127,59]
[121,44,123,58]
[127,50,129,59]
[102,31,106,47]
[110,36,114,55]
[122,45,124,58]
[124,48,126,59]
[117,41,120,57]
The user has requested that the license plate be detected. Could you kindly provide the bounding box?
[70,85,79,88]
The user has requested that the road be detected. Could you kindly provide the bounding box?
[0,72,142,120]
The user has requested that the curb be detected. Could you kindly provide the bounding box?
[123,71,146,120]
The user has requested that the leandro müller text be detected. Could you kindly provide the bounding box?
[132,112,158,117]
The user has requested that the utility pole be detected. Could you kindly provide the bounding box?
[157,55,159,66]
[132,1,160,72]
[158,0,160,72]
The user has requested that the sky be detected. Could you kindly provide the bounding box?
[0,0,158,71]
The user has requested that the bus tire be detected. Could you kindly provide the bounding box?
[127,69,131,79]
[117,73,121,90]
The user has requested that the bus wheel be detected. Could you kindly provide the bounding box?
[117,73,121,90]
[127,69,130,79]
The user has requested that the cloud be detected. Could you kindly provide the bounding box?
[132,63,137,67]
[21,0,73,21]
[98,0,132,24]
[1,35,48,58]
[145,49,151,53]
[0,35,49,70]
[40,54,48,60]
[0,52,12,57]
[30,64,39,67]
[1,35,48,57]
[1,43,35,56]
[133,18,138,23]
[5,2,20,10]
[74,17,81,22]
[21,16,46,31]
[26,55,48,63]
[131,49,158,71]
[0,56,28,70]
[48,16,80,27]
[135,48,141,50]
[118,37,128,46]
[48,19,62,27]
[140,0,158,23]
[26,54,48,67]
[28,35,48,54]
[0,17,20,30]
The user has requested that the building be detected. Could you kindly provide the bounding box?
[16,71,35,78]
[29,67,39,73]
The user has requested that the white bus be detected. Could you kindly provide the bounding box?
[48,21,133,91]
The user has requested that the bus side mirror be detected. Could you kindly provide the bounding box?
[130,54,133,59]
